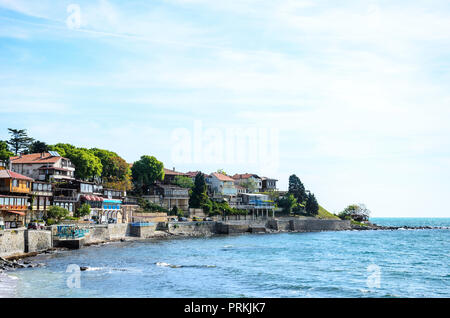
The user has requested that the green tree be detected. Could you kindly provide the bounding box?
[46,206,70,222]
[0,140,13,165]
[48,143,76,157]
[28,140,49,154]
[189,172,211,209]
[131,155,164,194]
[305,193,319,216]
[216,169,227,175]
[338,204,370,221]
[75,203,91,218]
[288,174,307,204]
[173,175,194,189]
[49,144,102,181]
[277,194,298,214]
[241,178,258,193]
[67,148,103,180]
[170,206,179,216]
[91,148,131,190]
[7,128,34,155]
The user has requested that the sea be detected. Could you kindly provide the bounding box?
[0,218,449,298]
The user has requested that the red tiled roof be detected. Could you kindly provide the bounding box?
[10,152,63,164]
[232,173,260,180]
[164,168,186,176]
[211,172,235,182]
[185,171,200,177]
[185,171,210,178]
[0,169,34,181]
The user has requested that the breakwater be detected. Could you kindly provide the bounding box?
[0,218,352,259]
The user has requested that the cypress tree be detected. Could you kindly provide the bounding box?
[288,174,307,204]
[305,193,319,216]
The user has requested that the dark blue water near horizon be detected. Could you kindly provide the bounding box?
[1,218,449,298]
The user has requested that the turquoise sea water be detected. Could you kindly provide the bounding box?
[2,218,449,298]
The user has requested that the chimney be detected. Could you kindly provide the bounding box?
[41,152,45,158]
[173,167,175,172]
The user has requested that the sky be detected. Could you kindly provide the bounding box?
[1,0,450,217]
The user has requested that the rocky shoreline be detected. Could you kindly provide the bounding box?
[351,222,448,231]
[0,256,46,272]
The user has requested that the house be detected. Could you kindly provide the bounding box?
[236,193,275,218]
[232,173,262,193]
[0,169,33,229]
[10,152,75,182]
[30,181,53,221]
[235,184,246,194]
[0,194,28,229]
[261,177,278,192]
[163,167,187,184]
[0,169,33,195]
[143,183,189,212]
[208,172,237,196]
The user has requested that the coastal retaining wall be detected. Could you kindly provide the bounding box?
[107,223,129,240]
[289,219,350,232]
[83,224,131,244]
[25,230,52,253]
[267,219,291,231]
[0,229,26,257]
[168,222,216,236]
[130,224,157,238]
[0,229,52,257]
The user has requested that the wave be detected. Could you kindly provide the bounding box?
[82,266,134,272]
[155,262,216,269]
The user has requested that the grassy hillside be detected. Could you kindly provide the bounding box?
[317,205,339,219]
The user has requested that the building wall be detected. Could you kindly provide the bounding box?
[132,212,168,223]
[11,179,31,194]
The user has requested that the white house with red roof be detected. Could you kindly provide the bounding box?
[232,173,262,193]
[208,172,237,196]
[9,152,75,181]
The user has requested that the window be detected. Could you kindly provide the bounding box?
[13,179,18,187]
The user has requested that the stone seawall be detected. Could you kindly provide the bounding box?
[0,229,52,258]
[168,222,216,236]
[0,218,352,257]
[130,224,156,238]
[25,230,52,253]
[0,229,26,257]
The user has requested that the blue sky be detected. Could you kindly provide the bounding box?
[1,0,450,217]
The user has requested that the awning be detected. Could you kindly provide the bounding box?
[9,211,25,216]
[82,195,104,202]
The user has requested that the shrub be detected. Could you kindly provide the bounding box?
[46,206,70,222]
[75,203,91,218]
[137,197,169,213]
[46,218,56,226]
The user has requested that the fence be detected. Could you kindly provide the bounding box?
[56,225,89,239]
